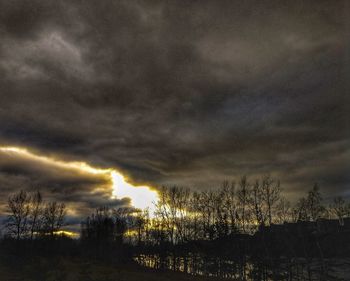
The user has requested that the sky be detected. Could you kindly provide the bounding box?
[0,0,349,226]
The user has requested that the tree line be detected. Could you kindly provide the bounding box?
[2,175,350,280]
[3,175,350,244]
[91,175,349,246]
[3,190,66,240]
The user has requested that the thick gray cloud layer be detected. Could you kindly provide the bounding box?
[0,0,349,216]
[0,149,130,227]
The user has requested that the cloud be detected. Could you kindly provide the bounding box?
[0,0,348,218]
[0,148,129,220]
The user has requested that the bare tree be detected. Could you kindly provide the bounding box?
[293,197,309,222]
[221,181,238,234]
[199,191,216,239]
[275,196,291,224]
[6,190,31,240]
[154,186,176,244]
[307,184,325,221]
[113,207,130,244]
[28,191,43,240]
[261,175,281,225]
[131,208,150,245]
[237,176,251,233]
[213,190,229,238]
[42,202,66,237]
[293,184,326,222]
[188,191,202,240]
[154,186,191,244]
[81,207,115,242]
[81,207,129,244]
[249,179,266,228]
[330,196,349,226]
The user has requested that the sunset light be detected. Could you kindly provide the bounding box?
[0,146,159,211]
[0,2,347,278]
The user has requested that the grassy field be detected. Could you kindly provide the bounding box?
[0,257,224,281]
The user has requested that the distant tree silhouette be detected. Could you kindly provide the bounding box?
[221,181,238,233]
[113,207,129,244]
[307,183,326,221]
[275,196,291,224]
[132,208,150,245]
[28,191,43,240]
[250,179,266,227]
[293,184,326,222]
[154,186,191,244]
[261,175,281,226]
[42,202,66,237]
[329,196,350,226]
[5,191,67,239]
[3,177,350,280]
[81,207,116,242]
[6,190,30,240]
[237,176,251,233]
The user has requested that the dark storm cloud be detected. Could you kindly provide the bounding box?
[0,150,128,218]
[0,0,349,216]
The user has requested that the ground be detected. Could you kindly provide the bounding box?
[0,257,224,281]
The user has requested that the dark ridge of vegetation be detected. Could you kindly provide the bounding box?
[1,175,350,280]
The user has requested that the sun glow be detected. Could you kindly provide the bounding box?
[0,146,159,212]
[54,230,79,237]
[110,171,158,212]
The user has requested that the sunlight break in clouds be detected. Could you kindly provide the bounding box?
[0,146,159,212]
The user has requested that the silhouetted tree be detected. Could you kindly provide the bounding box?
[113,207,129,244]
[237,176,251,233]
[261,175,281,225]
[293,184,326,222]
[249,179,266,227]
[81,207,116,242]
[275,196,291,224]
[293,197,308,222]
[307,184,326,221]
[6,190,30,240]
[154,186,191,244]
[28,191,43,240]
[3,181,350,280]
[127,208,150,245]
[329,196,349,225]
[42,202,66,237]
[221,181,238,233]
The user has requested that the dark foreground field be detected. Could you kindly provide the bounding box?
[0,257,223,281]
